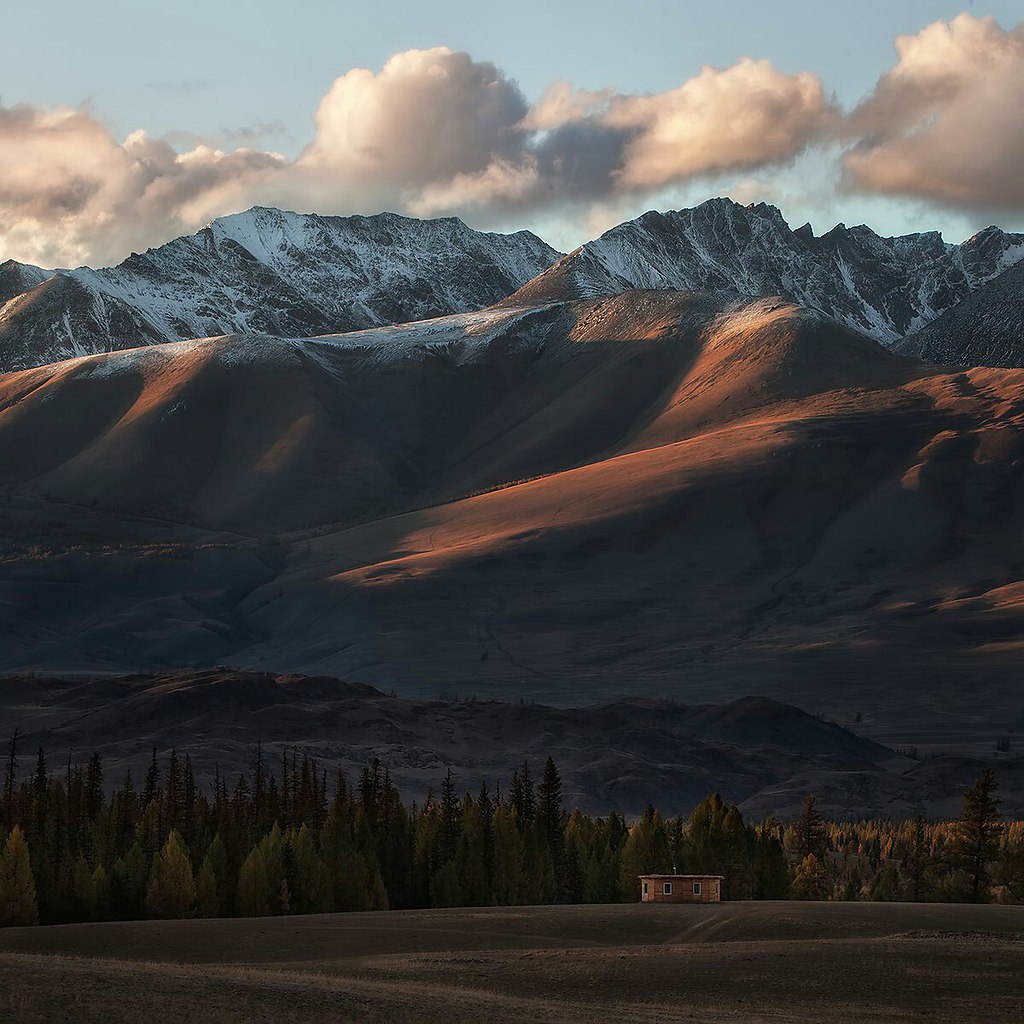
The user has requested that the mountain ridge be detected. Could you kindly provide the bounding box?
[506,199,1024,346]
[5,198,1024,372]
[0,207,561,371]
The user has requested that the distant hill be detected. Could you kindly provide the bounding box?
[3,671,1021,819]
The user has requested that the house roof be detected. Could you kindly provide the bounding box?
[637,873,724,879]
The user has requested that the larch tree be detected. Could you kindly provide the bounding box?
[145,830,196,919]
[0,826,39,926]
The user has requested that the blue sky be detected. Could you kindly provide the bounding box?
[3,2,1024,262]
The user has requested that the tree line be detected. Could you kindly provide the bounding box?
[0,737,1018,927]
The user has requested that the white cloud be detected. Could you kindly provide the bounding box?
[8,21,1023,269]
[843,15,1024,209]
[0,102,285,266]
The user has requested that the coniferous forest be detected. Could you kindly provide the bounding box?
[0,741,1021,927]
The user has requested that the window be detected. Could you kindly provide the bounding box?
[642,881,649,896]
[714,880,720,896]
[663,882,672,895]
[693,881,702,896]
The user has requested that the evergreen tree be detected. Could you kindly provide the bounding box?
[0,826,39,926]
[73,855,97,919]
[907,815,930,902]
[85,753,103,822]
[205,834,231,916]
[438,769,462,865]
[954,768,1001,902]
[618,806,672,899]
[537,758,567,898]
[141,749,160,810]
[145,830,196,919]
[786,796,827,861]
[510,760,536,827]
[2,730,19,832]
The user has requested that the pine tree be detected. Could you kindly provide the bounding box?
[141,749,160,810]
[786,796,827,861]
[145,830,196,919]
[510,760,535,827]
[84,753,103,822]
[204,834,231,916]
[537,758,566,897]
[438,769,462,864]
[3,730,20,831]
[0,825,39,926]
[72,855,97,919]
[907,815,930,902]
[954,768,1001,903]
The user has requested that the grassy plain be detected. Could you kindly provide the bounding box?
[2,901,1023,1022]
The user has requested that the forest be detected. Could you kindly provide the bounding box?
[0,739,1020,926]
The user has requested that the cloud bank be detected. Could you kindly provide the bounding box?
[2,15,1022,267]
[842,15,1024,210]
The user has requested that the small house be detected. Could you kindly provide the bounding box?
[638,873,723,903]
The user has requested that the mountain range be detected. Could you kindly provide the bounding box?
[0,207,560,371]
[516,201,1024,347]
[3,198,1024,371]
[2,198,1024,782]
[2,286,1023,763]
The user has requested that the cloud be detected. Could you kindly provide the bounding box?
[842,15,1024,209]
[1,48,838,267]
[0,102,285,266]
[608,60,836,190]
[13,22,1024,269]
[399,53,835,217]
[299,48,527,188]
[517,81,615,131]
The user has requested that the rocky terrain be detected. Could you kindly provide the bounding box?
[4,199,1023,374]
[896,259,1024,368]
[0,208,560,371]
[509,199,1024,344]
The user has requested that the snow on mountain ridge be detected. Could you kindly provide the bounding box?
[525,199,1024,347]
[0,208,562,372]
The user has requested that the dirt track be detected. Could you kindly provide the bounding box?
[2,901,1022,1023]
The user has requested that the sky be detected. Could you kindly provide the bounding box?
[3,1,1024,265]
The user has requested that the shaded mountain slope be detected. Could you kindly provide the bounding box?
[895,259,1024,368]
[1,290,1024,753]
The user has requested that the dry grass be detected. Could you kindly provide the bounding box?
[2,902,1023,1023]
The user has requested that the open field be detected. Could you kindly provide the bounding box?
[2,901,1023,1023]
